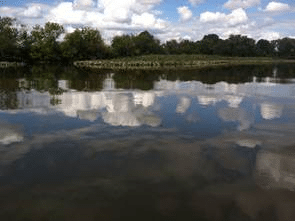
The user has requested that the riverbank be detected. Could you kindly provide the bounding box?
[73,55,295,70]
[0,61,25,68]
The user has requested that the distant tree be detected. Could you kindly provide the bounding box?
[275,38,295,58]
[0,17,19,61]
[256,39,275,57]
[61,27,109,61]
[199,34,220,55]
[30,22,64,62]
[133,31,162,55]
[179,40,198,54]
[111,31,161,57]
[111,34,136,57]
[162,39,180,54]
[220,35,256,57]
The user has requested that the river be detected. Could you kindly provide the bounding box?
[0,64,295,220]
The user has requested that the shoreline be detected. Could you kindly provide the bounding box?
[73,55,295,70]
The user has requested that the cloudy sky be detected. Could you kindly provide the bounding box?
[1,0,294,43]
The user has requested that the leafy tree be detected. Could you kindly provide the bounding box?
[199,34,220,55]
[162,39,180,54]
[30,22,64,62]
[133,31,162,55]
[111,31,161,57]
[179,40,199,54]
[0,17,19,61]
[256,39,275,57]
[276,38,295,58]
[219,35,256,57]
[111,34,136,57]
[61,27,109,61]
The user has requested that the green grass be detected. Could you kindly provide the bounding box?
[74,54,295,69]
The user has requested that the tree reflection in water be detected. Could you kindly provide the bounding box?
[0,64,295,220]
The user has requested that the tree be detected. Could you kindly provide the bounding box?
[133,31,161,55]
[61,27,109,61]
[162,39,180,55]
[219,35,256,57]
[30,22,64,62]
[276,38,295,58]
[179,40,198,54]
[0,17,19,61]
[111,34,136,57]
[199,34,220,55]
[256,39,275,57]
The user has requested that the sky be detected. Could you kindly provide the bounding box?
[1,0,295,44]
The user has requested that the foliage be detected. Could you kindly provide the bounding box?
[30,22,64,62]
[0,17,19,61]
[111,31,162,57]
[1,16,295,64]
[275,38,295,58]
[61,27,110,61]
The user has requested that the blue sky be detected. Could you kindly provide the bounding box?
[1,0,295,43]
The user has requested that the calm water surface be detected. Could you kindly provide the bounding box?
[1,64,295,220]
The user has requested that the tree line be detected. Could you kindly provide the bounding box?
[1,16,295,63]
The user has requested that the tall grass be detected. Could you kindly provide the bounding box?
[74,54,293,69]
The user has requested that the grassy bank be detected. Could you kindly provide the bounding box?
[73,55,295,70]
[0,61,24,68]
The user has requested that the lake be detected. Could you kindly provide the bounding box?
[1,64,295,220]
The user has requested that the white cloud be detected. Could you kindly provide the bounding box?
[74,0,95,9]
[47,2,87,24]
[265,1,290,12]
[188,0,205,5]
[98,0,162,15]
[64,26,76,34]
[200,8,248,26]
[257,31,281,41]
[0,6,23,17]
[0,0,293,45]
[177,6,193,21]
[224,0,260,9]
[132,12,156,27]
[131,12,167,29]
[23,4,43,18]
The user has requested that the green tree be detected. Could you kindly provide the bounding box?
[199,34,220,55]
[30,22,64,62]
[111,34,136,57]
[256,39,275,57]
[162,39,180,54]
[133,31,161,55]
[0,17,19,61]
[218,35,256,57]
[276,38,295,58]
[61,27,109,61]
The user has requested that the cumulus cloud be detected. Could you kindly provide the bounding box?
[177,6,193,21]
[224,0,260,9]
[265,1,290,12]
[132,12,156,27]
[0,0,293,45]
[23,4,43,18]
[200,8,248,26]
[47,2,88,24]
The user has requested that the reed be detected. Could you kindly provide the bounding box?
[73,55,295,70]
[0,61,24,68]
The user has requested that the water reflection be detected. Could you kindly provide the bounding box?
[1,65,295,220]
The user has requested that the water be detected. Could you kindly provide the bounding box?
[1,64,295,220]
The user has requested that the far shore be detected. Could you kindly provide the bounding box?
[73,55,295,70]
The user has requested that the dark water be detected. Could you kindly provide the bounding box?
[1,64,295,220]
